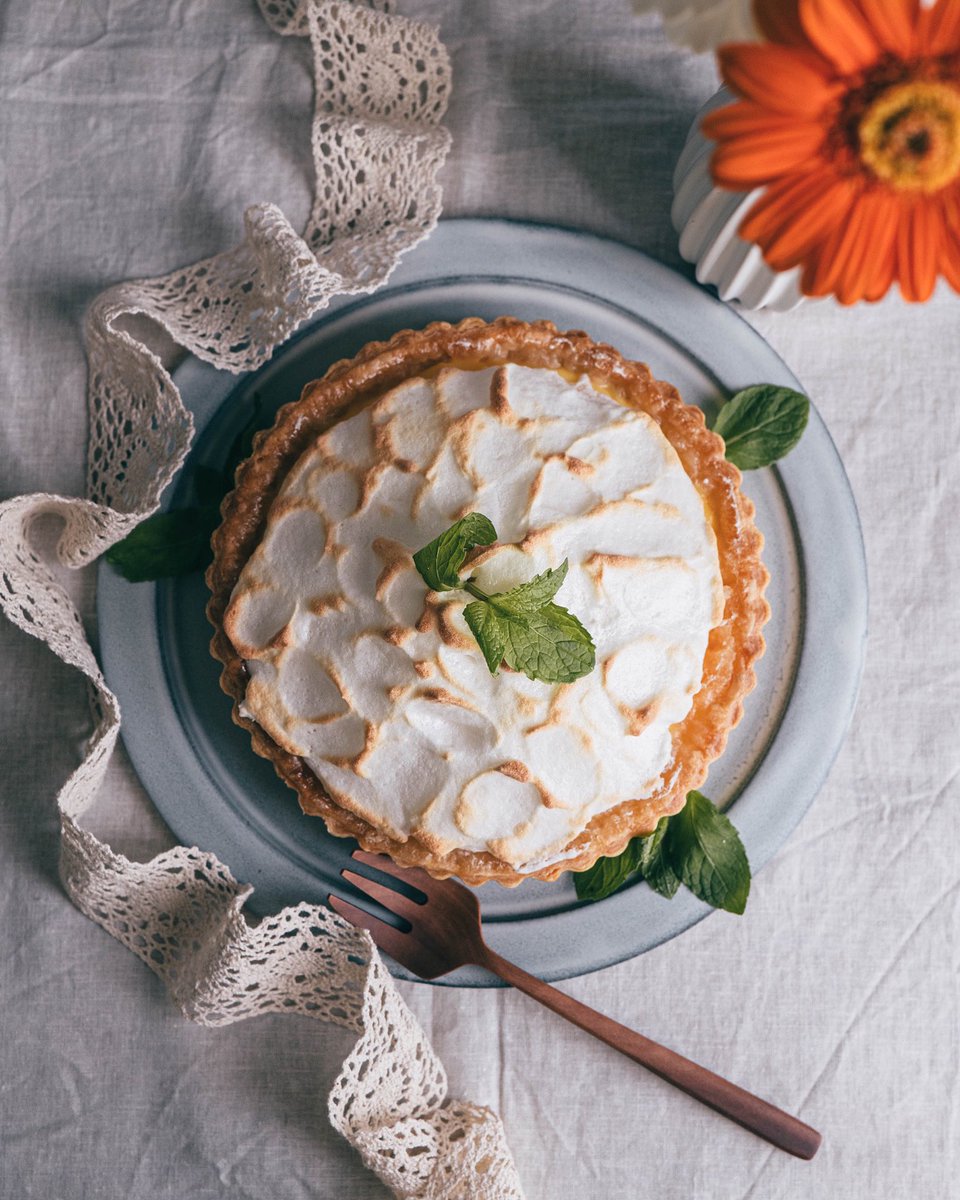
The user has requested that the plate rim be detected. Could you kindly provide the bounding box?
[97,217,868,986]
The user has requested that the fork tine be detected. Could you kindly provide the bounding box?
[328,894,412,960]
[341,867,423,919]
[351,848,438,892]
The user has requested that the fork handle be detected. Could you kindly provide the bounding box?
[480,948,821,1160]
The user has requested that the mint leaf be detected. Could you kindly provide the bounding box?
[574,837,646,901]
[105,506,220,582]
[572,818,676,902]
[638,817,681,899]
[712,384,809,470]
[413,515,595,684]
[667,790,751,914]
[463,600,508,674]
[495,560,569,613]
[412,512,497,592]
[574,797,750,912]
[499,603,595,684]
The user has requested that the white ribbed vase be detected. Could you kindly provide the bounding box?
[672,89,807,312]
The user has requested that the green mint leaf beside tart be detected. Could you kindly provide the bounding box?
[574,796,750,910]
[573,817,675,902]
[573,835,646,901]
[638,817,682,899]
[463,600,508,674]
[412,511,497,592]
[105,506,220,582]
[494,560,569,613]
[499,603,595,684]
[713,384,810,470]
[667,790,751,914]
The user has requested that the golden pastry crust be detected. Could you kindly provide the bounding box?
[207,318,769,886]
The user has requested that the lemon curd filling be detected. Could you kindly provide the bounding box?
[224,364,724,871]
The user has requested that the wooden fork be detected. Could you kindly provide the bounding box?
[329,849,822,1160]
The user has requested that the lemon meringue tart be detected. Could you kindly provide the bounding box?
[207,319,769,886]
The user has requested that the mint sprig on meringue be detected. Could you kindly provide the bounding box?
[412,513,596,685]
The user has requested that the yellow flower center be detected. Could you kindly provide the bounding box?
[859,80,960,193]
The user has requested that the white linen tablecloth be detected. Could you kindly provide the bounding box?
[1,2,957,1196]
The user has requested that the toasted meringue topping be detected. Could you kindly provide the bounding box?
[225,365,724,869]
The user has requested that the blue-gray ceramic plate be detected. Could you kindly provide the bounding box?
[97,218,867,987]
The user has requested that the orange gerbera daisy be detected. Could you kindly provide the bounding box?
[702,0,960,303]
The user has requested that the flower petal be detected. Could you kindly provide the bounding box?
[717,43,840,118]
[916,0,960,55]
[939,225,960,294]
[896,198,942,302]
[852,0,919,57]
[702,100,804,139]
[832,190,902,303]
[709,120,827,188]
[752,0,809,48]
[800,0,884,74]
[862,245,897,302]
[855,191,900,301]
[940,183,960,241]
[801,195,870,300]
[742,172,859,269]
[741,173,837,241]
